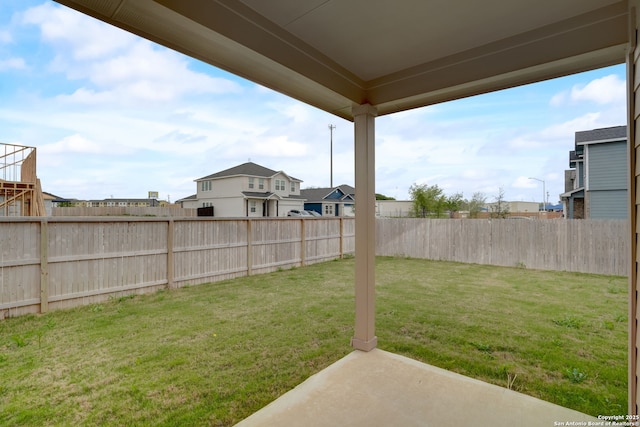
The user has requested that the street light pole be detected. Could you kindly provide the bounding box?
[529,177,545,212]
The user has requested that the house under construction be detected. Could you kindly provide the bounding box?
[0,143,45,216]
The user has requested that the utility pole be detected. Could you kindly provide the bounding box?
[329,124,335,188]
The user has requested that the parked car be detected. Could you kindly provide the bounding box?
[287,209,312,217]
[305,210,322,217]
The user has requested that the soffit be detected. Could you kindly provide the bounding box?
[54,0,630,120]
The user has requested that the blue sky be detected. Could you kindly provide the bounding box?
[0,1,628,203]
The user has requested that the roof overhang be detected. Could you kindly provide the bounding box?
[53,0,629,121]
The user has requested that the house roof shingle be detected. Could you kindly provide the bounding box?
[176,194,197,202]
[300,185,355,203]
[197,162,302,182]
[575,126,627,144]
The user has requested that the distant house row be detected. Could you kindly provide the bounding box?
[70,198,163,208]
[46,126,628,220]
[176,162,355,218]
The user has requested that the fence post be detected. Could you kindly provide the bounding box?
[40,219,49,313]
[340,217,344,258]
[247,219,253,276]
[167,219,174,289]
[300,218,306,266]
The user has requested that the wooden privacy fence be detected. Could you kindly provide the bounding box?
[376,218,628,276]
[0,217,627,317]
[0,217,355,317]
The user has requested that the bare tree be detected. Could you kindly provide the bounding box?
[468,192,486,218]
[490,187,510,218]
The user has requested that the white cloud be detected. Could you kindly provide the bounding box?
[513,176,539,189]
[22,3,242,106]
[21,3,132,60]
[0,29,12,44]
[0,57,26,70]
[39,134,106,155]
[550,74,626,106]
[570,74,626,104]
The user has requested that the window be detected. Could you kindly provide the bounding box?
[259,178,264,190]
[275,179,285,191]
[203,202,213,207]
[250,201,256,213]
[248,177,254,189]
[325,204,334,215]
[201,180,212,192]
[290,181,295,192]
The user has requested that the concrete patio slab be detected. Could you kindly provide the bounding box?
[234,348,598,427]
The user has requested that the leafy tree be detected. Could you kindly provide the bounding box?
[468,192,486,218]
[445,192,464,217]
[490,187,510,218]
[375,193,396,200]
[409,183,446,218]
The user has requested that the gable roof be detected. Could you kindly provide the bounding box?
[301,185,355,203]
[197,162,302,182]
[176,194,197,202]
[575,125,627,144]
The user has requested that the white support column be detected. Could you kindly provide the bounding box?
[628,1,639,415]
[351,103,378,351]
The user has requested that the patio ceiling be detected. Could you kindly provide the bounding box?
[53,0,628,120]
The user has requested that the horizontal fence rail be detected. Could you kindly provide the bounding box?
[0,217,354,317]
[0,217,626,317]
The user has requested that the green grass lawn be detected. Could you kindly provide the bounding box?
[0,257,628,426]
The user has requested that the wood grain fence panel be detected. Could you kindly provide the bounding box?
[304,219,342,263]
[172,219,248,287]
[251,219,302,273]
[0,222,40,314]
[47,221,168,301]
[342,218,355,254]
[376,218,627,275]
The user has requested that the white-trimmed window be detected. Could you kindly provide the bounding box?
[250,201,256,213]
[248,177,254,189]
[202,202,213,207]
[324,204,334,215]
[201,180,212,192]
[290,181,295,192]
[259,178,264,190]
[275,179,284,191]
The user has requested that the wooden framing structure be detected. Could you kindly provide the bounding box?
[0,143,46,217]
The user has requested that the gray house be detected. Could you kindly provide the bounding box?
[561,126,628,219]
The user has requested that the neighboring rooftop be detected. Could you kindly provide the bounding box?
[301,185,355,202]
[575,125,627,143]
[197,162,302,182]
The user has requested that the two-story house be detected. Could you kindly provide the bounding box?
[560,125,628,219]
[193,162,305,217]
